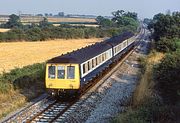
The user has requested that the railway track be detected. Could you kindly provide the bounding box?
[2,27,146,123]
[28,101,71,123]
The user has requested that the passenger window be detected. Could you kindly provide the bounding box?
[123,42,126,47]
[98,56,101,64]
[85,63,88,73]
[57,66,65,79]
[48,66,56,79]
[89,60,92,69]
[92,59,95,68]
[102,54,105,61]
[119,45,121,50]
[105,53,107,60]
[83,64,86,74]
[67,66,75,79]
[96,57,98,66]
[88,61,90,71]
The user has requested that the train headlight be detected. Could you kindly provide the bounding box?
[69,84,73,89]
[48,83,53,87]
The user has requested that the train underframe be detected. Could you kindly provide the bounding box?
[46,88,80,97]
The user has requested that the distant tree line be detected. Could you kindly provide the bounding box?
[0,10,139,42]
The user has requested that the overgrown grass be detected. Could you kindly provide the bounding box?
[0,63,46,119]
[133,51,164,106]
[133,57,153,106]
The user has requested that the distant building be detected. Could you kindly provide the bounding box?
[0,14,44,25]
[66,14,97,19]
[58,12,64,17]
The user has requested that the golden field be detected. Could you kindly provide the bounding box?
[0,38,102,73]
[0,28,10,32]
[47,17,96,23]
[53,24,99,27]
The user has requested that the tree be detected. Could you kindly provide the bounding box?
[123,12,138,20]
[143,18,152,25]
[39,17,50,28]
[36,14,43,17]
[44,13,48,17]
[111,10,138,30]
[5,14,22,28]
[155,37,178,52]
[96,16,105,25]
[96,16,112,28]
[150,12,180,40]
[49,13,53,17]
[112,10,125,22]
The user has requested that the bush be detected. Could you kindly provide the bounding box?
[154,51,180,103]
[175,38,180,49]
[155,37,178,52]
[0,63,45,93]
[112,98,180,123]
[25,27,43,41]
[0,24,137,42]
[0,80,11,93]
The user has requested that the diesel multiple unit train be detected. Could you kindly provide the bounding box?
[45,31,139,96]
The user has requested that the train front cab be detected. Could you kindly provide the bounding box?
[45,63,80,96]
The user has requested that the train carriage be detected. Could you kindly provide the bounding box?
[45,32,136,96]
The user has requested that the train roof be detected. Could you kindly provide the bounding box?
[104,32,134,46]
[47,32,134,64]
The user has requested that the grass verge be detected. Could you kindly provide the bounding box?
[0,63,45,119]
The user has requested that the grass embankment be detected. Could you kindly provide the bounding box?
[112,51,180,123]
[0,63,45,119]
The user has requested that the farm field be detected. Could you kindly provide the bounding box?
[0,38,102,73]
[47,17,96,23]
[0,28,10,32]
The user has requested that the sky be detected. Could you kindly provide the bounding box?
[0,0,179,18]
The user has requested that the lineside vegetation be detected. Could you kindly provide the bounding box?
[113,11,180,123]
[0,63,45,118]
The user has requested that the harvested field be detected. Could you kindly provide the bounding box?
[47,17,96,23]
[53,24,99,27]
[0,28,10,32]
[0,38,102,73]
